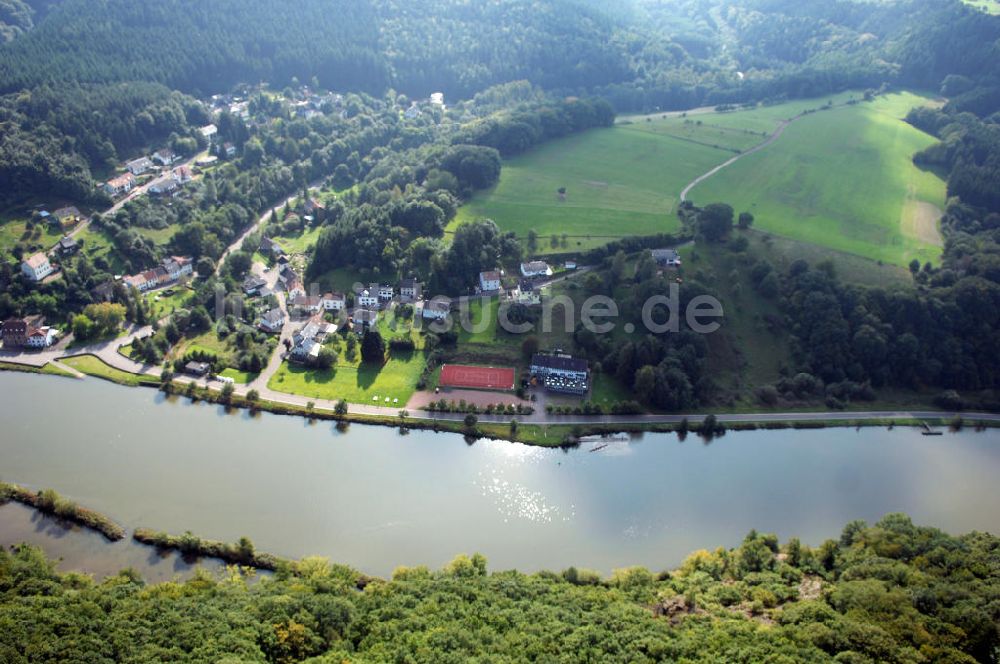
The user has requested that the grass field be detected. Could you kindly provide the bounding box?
[61,354,157,386]
[448,125,717,252]
[453,90,945,269]
[268,305,429,405]
[688,92,946,267]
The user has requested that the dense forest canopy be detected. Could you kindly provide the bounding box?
[0,0,998,205]
[0,514,997,662]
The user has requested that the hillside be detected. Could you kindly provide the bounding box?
[0,514,996,662]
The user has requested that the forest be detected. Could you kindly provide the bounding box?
[0,514,997,662]
[1,0,999,205]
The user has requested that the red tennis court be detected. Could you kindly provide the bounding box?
[439,364,516,391]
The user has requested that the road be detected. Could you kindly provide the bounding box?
[52,152,205,253]
[213,177,325,276]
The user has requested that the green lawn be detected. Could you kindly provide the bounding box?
[448,124,717,252]
[61,354,156,386]
[133,226,177,245]
[268,351,427,405]
[0,217,64,257]
[220,367,259,384]
[146,287,191,320]
[688,92,946,267]
[270,224,325,255]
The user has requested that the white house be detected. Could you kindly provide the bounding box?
[479,270,502,293]
[290,294,322,315]
[399,278,422,302]
[520,261,552,278]
[321,292,346,311]
[149,175,179,196]
[376,283,394,302]
[200,124,218,139]
[357,288,379,309]
[651,248,682,267]
[152,148,177,166]
[420,299,450,321]
[103,172,136,197]
[21,253,53,282]
[24,326,57,348]
[258,308,286,334]
[351,308,378,329]
[126,157,154,176]
[161,256,193,281]
[430,92,445,107]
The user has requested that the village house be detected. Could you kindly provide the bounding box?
[357,288,379,309]
[126,156,154,176]
[420,299,450,321]
[290,315,336,362]
[258,308,286,334]
[51,206,82,229]
[403,104,422,120]
[290,294,323,316]
[1,319,28,348]
[56,236,79,256]
[375,283,394,302]
[520,261,553,279]
[564,260,577,270]
[161,256,193,281]
[430,92,445,107]
[21,253,53,282]
[123,256,192,292]
[200,124,218,139]
[479,270,502,293]
[285,277,305,300]
[261,236,286,258]
[184,361,211,377]
[351,308,378,329]
[303,197,325,217]
[513,282,542,306]
[173,165,193,183]
[651,248,682,267]
[399,278,422,302]
[103,172,136,197]
[152,148,178,166]
[242,275,267,296]
[321,292,346,311]
[25,325,57,348]
[149,175,179,196]
[529,353,590,395]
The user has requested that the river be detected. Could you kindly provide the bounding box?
[2,372,999,580]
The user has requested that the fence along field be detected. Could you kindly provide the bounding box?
[450,90,946,269]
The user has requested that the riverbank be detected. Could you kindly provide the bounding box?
[2,359,998,445]
[0,481,125,541]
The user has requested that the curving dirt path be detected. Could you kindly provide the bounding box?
[679,118,793,203]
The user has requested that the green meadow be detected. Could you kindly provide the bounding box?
[688,92,946,267]
[452,90,945,268]
[449,124,723,252]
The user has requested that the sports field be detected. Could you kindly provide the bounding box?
[688,92,946,267]
[439,364,516,391]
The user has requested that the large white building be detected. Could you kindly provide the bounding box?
[21,253,53,282]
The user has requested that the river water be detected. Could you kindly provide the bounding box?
[2,372,998,580]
